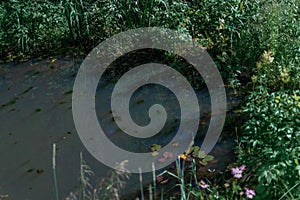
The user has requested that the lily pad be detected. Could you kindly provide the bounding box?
[151,151,159,157]
[150,144,161,152]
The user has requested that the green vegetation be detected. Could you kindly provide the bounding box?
[2,0,299,199]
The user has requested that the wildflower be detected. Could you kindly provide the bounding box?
[239,164,246,171]
[179,154,187,159]
[231,165,246,179]
[245,188,256,199]
[199,180,209,189]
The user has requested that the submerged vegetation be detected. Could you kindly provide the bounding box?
[1,0,299,199]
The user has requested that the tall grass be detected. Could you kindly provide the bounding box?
[62,0,90,42]
[65,155,130,200]
[0,0,192,59]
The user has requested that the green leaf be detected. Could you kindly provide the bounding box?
[203,155,214,161]
[195,150,206,159]
[199,160,207,165]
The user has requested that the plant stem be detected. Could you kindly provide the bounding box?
[139,167,145,200]
[152,162,156,200]
[279,181,300,200]
[52,143,60,200]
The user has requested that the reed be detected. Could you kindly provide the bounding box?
[62,0,90,42]
[52,143,60,200]
[138,167,145,200]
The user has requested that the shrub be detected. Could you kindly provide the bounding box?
[238,90,300,199]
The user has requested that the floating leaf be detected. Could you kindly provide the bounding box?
[22,86,34,94]
[172,142,179,147]
[27,168,34,173]
[33,71,40,75]
[36,169,44,174]
[136,98,144,104]
[152,151,159,157]
[151,144,161,152]
[64,90,73,95]
[2,97,19,107]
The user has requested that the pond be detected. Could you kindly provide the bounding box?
[0,57,241,199]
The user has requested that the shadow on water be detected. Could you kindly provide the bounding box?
[0,57,242,199]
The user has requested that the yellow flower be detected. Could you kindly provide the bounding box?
[180,154,187,159]
[251,75,258,83]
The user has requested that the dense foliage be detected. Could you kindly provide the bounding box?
[239,90,300,199]
[0,0,263,84]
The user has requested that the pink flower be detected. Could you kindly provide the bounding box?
[163,152,173,159]
[233,172,242,179]
[239,164,246,171]
[231,165,246,179]
[199,180,209,189]
[158,157,166,163]
[245,188,255,199]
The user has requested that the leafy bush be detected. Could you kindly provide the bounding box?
[244,0,299,91]
[236,1,300,197]
[238,90,300,199]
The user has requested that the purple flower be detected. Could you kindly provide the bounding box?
[199,180,209,189]
[231,165,246,179]
[245,188,255,199]
[239,164,246,171]
[233,172,242,179]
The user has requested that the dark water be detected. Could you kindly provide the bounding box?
[0,57,241,200]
